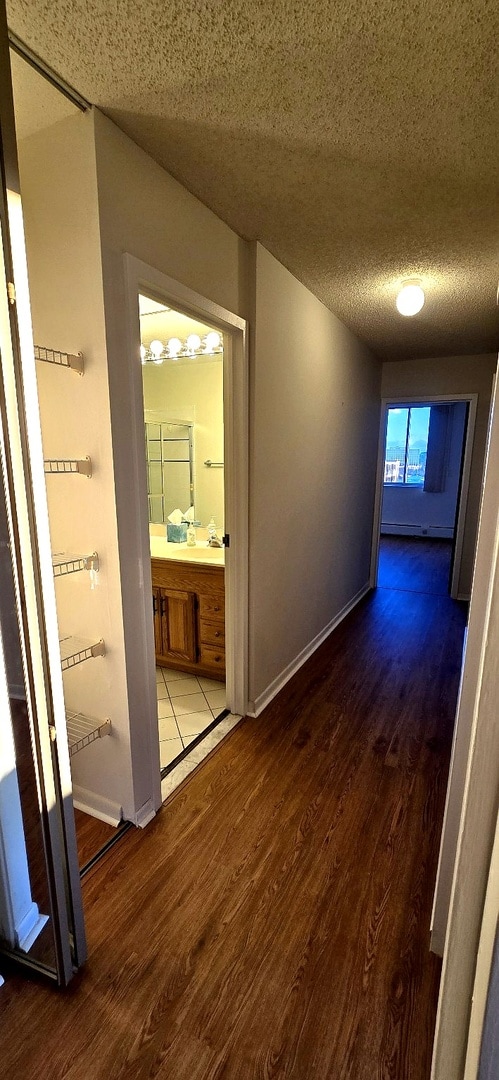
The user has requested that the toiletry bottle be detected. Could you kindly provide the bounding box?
[207,517,216,544]
[186,522,196,547]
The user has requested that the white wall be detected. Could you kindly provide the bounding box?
[142,358,224,529]
[381,401,467,537]
[382,355,496,596]
[93,109,249,815]
[249,243,381,708]
[17,111,134,823]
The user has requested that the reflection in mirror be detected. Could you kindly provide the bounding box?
[139,296,224,533]
[145,421,194,523]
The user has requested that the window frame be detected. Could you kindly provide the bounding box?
[383,404,429,487]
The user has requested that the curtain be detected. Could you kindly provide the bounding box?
[424,404,452,493]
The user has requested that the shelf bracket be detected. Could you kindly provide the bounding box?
[34,345,84,375]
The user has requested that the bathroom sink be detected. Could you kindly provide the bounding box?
[150,537,224,565]
[181,546,224,560]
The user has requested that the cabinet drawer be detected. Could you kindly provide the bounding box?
[200,619,225,647]
[198,643,225,672]
[199,594,224,622]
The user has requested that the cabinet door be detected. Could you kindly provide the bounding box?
[160,588,196,663]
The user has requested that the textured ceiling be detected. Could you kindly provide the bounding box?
[6,0,499,360]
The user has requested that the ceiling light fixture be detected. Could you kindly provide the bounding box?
[396,279,425,317]
[140,331,223,364]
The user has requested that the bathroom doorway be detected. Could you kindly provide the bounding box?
[139,295,229,773]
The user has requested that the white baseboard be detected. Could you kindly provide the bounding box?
[248,583,371,718]
[16,902,49,953]
[132,798,156,829]
[72,785,123,826]
[381,524,454,539]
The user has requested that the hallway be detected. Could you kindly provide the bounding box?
[0,565,467,1079]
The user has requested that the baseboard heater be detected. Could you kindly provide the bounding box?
[380,524,454,539]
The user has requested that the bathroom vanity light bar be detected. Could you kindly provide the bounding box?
[52,552,99,577]
[65,710,111,758]
[141,330,223,365]
[59,636,106,671]
[34,345,84,374]
[44,457,92,477]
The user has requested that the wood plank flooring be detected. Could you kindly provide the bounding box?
[74,809,120,869]
[378,536,453,596]
[0,550,467,1079]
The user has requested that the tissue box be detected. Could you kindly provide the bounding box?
[167,522,187,543]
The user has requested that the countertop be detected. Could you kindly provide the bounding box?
[150,537,225,567]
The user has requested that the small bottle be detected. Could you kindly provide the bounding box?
[186,523,196,547]
[207,517,216,544]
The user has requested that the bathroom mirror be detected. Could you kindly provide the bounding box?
[140,296,225,531]
[145,420,194,523]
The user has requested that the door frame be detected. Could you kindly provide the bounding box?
[430,368,499,1079]
[123,255,249,742]
[370,393,478,599]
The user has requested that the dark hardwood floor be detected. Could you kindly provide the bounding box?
[0,563,467,1079]
[378,536,453,596]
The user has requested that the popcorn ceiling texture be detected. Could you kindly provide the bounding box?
[7,0,499,360]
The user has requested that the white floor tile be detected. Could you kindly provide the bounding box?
[156,668,166,683]
[172,692,207,716]
[168,677,201,698]
[158,716,179,741]
[156,683,170,700]
[160,738,183,767]
[177,711,213,739]
[181,734,198,747]
[158,699,174,719]
[162,668,194,682]
[197,677,225,692]
[204,688,227,713]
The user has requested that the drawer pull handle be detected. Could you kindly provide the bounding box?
[214,630,221,638]
[213,606,220,612]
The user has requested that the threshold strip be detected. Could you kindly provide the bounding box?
[161,708,230,780]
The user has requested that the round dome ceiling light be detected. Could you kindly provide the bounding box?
[396,279,425,317]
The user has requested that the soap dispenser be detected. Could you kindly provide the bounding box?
[207,517,217,545]
[186,522,196,547]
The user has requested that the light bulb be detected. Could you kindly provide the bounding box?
[140,344,146,364]
[396,281,425,317]
[150,338,164,358]
[187,333,201,353]
[167,337,182,358]
[205,330,221,352]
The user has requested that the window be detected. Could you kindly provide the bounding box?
[384,406,430,485]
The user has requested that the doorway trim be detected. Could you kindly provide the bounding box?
[123,255,249,742]
[370,394,478,600]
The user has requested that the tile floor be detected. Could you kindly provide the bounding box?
[156,666,227,768]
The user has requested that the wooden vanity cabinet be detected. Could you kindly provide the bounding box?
[151,559,225,678]
[153,586,197,664]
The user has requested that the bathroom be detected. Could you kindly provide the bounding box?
[139,295,228,770]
